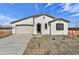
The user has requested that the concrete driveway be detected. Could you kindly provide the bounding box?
[0,34,32,55]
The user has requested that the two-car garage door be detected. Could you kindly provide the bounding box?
[15,25,33,34]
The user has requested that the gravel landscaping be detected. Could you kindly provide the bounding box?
[23,35,79,55]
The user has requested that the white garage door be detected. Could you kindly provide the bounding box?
[16,25,33,34]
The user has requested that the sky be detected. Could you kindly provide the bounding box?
[0,3,79,27]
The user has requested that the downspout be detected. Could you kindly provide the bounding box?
[33,17,35,35]
[49,23,51,35]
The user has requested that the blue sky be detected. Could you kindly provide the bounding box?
[0,3,79,27]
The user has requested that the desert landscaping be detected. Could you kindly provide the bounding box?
[23,35,79,55]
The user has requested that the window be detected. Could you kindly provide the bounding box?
[45,23,47,29]
[56,23,64,30]
[43,16,45,19]
[12,26,14,29]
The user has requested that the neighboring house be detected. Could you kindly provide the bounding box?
[0,25,12,31]
[0,26,12,37]
[11,14,70,35]
[68,27,79,36]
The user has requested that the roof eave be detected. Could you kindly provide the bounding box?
[49,18,70,23]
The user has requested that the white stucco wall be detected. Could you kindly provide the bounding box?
[50,20,69,35]
[34,15,54,35]
[11,24,16,34]
[11,17,33,34]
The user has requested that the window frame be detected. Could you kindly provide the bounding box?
[56,23,64,30]
[45,23,47,29]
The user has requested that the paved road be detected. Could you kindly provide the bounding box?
[0,34,32,55]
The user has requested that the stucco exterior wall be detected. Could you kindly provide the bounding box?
[12,24,16,34]
[34,15,54,35]
[50,20,69,35]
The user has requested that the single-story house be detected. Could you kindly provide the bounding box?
[11,14,70,35]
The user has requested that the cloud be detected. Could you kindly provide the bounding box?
[0,15,16,25]
[70,6,79,13]
[58,3,72,13]
[72,13,79,16]
[44,3,53,8]
[58,3,79,16]
[34,3,39,11]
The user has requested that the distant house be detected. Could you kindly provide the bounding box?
[0,26,12,31]
[68,27,79,36]
[0,26,12,37]
[11,14,70,35]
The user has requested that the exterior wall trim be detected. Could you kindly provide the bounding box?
[16,24,33,26]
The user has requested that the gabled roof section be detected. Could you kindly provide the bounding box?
[49,18,70,23]
[33,14,55,18]
[11,15,33,24]
[11,14,55,24]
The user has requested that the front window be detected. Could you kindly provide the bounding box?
[45,23,47,29]
[12,26,14,29]
[56,23,64,30]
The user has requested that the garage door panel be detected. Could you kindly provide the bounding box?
[16,26,33,34]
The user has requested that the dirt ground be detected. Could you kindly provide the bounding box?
[23,35,79,55]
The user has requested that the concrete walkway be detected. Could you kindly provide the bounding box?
[0,34,32,55]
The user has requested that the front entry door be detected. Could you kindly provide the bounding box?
[37,23,41,34]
